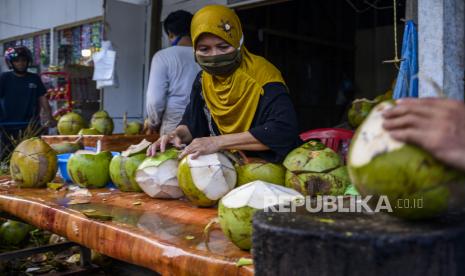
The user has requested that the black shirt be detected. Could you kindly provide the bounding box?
[0,71,46,124]
[180,73,302,163]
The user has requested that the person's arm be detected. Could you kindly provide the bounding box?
[146,52,169,131]
[383,98,465,171]
[36,75,55,127]
[178,131,268,159]
[180,83,301,161]
[39,96,55,127]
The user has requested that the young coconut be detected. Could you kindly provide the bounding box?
[348,101,465,219]
[67,150,112,188]
[10,137,58,188]
[123,112,143,135]
[218,180,304,250]
[50,136,84,154]
[90,110,114,135]
[78,128,101,135]
[348,98,377,128]
[57,112,86,135]
[135,148,182,198]
[110,154,146,192]
[178,153,237,207]
[234,153,286,186]
[283,141,350,196]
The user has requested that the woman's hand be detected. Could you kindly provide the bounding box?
[178,132,268,160]
[179,136,221,159]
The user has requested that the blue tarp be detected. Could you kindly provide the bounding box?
[393,20,419,99]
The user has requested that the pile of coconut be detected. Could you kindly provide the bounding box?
[10,100,464,252]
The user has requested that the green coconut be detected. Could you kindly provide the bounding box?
[50,137,83,154]
[125,121,143,135]
[283,141,349,196]
[219,180,304,250]
[135,148,182,198]
[347,101,465,219]
[10,137,58,188]
[110,153,146,192]
[67,150,112,188]
[0,220,35,245]
[177,153,237,207]
[374,90,393,104]
[57,112,86,135]
[78,128,101,135]
[348,98,377,128]
[90,110,114,135]
[236,158,286,186]
[285,165,351,196]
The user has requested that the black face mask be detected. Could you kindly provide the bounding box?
[196,50,242,76]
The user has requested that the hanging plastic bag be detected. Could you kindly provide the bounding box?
[393,20,419,99]
[92,41,117,88]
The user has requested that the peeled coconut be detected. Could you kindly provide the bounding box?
[78,128,101,135]
[348,99,377,128]
[178,153,237,207]
[236,158,286,186]
[67,150,112,188]
[135,148,182,198]
[109,140,152,192]
[57,112,86,135]
[110,154,146,192]
[219,180,304,250]
[90,110,114,135]
[348,101,465,219]
[10,137,58,188]
[283,141,350,196]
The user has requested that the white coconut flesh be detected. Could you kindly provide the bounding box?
[122,139,152,157]
[350,102,404,167]
[136,159,182,198]
[221,180,304,209]
[187,153,236,200]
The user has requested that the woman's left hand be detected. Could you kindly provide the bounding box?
[179,136,221,159]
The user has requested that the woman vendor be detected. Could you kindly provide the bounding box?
[147,5,301,163]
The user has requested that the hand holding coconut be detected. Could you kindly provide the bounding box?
[383,98,465,171]
[146,126,190,156]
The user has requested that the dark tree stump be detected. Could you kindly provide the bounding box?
[253,208,465,276]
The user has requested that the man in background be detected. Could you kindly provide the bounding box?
[145,10,200,135]
[0,46,54,160]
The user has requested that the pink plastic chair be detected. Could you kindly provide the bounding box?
[299,128,354,161]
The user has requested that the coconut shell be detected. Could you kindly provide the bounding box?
[283,141,342,173]
[67,151,112,188]
[10,137,58,188]
[178,156,217,207]
[236,161,286,186]
[110,153,146,192]
[91,110,114,135]
[57,112,86,135]
[177,153,237,207]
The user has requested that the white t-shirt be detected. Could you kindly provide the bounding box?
[146,46,200,134]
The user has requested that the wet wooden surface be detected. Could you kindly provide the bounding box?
[42,134,159,152]
[0,177,253,276]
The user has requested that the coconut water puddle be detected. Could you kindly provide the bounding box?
[66,202,246,258]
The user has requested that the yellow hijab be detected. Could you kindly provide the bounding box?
[191,5,285,135]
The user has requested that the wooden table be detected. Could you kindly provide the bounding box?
[0,178,253,276]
